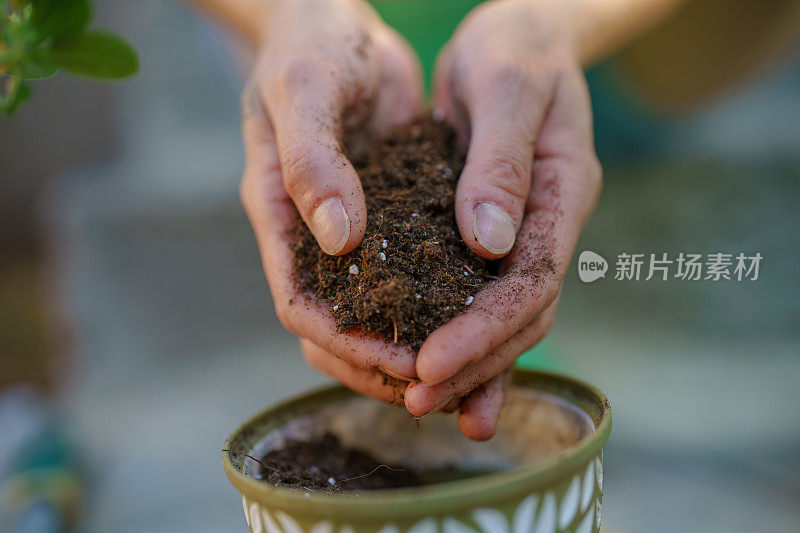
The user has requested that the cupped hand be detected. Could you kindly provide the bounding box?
[242,0,602,442]
[405,0,603,437]
[240,0,423,380]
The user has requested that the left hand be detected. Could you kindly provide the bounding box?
[303,0,602,440]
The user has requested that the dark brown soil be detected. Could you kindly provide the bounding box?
[250,433,421,491]
[292,117,494,349]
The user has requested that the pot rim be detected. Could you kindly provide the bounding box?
[222,369,611,520]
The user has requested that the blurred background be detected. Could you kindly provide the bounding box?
[1,0,798,531]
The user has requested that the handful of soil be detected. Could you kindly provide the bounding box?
[251,433,421,491]
[292,117,494,349]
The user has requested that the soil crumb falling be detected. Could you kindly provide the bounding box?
[292,117,494,349]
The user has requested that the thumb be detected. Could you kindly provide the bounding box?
[263,63,367,255]
[450,64,551,259]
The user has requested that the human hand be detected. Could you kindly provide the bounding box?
[242,0,601,442]
[294,0,601,441]
[401,0,603,438]
[240,0,423,381]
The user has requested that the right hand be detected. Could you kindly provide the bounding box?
[240,0,423,382]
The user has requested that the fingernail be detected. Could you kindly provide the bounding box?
[311,197,350,255]
[413,390,455,419]
[430,395,455,415]
[473,202,516,255]
[380,367,412,381]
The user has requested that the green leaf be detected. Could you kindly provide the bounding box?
[47,31,138,79]
[14,60,58,80]
[53,0,91,42]
[14,51,58,79]
[30,0,91,43]
[30,0,52,24]
[0,77,32,115]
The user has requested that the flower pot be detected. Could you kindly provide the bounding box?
[223,369,611,533]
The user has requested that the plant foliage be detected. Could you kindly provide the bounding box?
[1,0,138,115]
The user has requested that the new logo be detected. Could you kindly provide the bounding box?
[578,251,608,283]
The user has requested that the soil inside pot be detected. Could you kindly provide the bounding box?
[292,117,495,349]
[250,433,421,491]
[249,433,488,492]
[239,390,596,493]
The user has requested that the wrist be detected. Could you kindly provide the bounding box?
[257,0,383,45]
[550,0,688,65]
[492,0,584,64]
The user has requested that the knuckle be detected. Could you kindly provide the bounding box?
[238,171,258,216]
[483,59,548,102]
[301,345,324,371]
[280,141,315,199]
[239,83,259,117]
[484,153,531,201]
[542,284,561,309]
[273,304,289,330]
[539,313,557,340]
[585,154,604,193]
[275,55,322,94]
[274,302,296,333]
[238,175,251,212]
[545,313,556,334]
[486,59,529,87]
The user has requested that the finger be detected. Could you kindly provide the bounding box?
[416,70,600,385]
[301,339,408,405]
[453,60,554,259]
[239,85,417,380]
[441,398,461,414]
[262,58,367,256]
[431,43,469,144]
[532,66,597,162]
[415,246,558,384]
[458,368,513,441]
[286,294,418,379]
[406,304,556,417]
[369,27,423,133]
[240,80,300,318]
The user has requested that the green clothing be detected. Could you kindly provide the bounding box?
[371,0,482,90]
[371,0,667,161]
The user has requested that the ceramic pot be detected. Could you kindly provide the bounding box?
[223,369,611,533]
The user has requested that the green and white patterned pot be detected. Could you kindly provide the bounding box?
[223,370,611,533]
